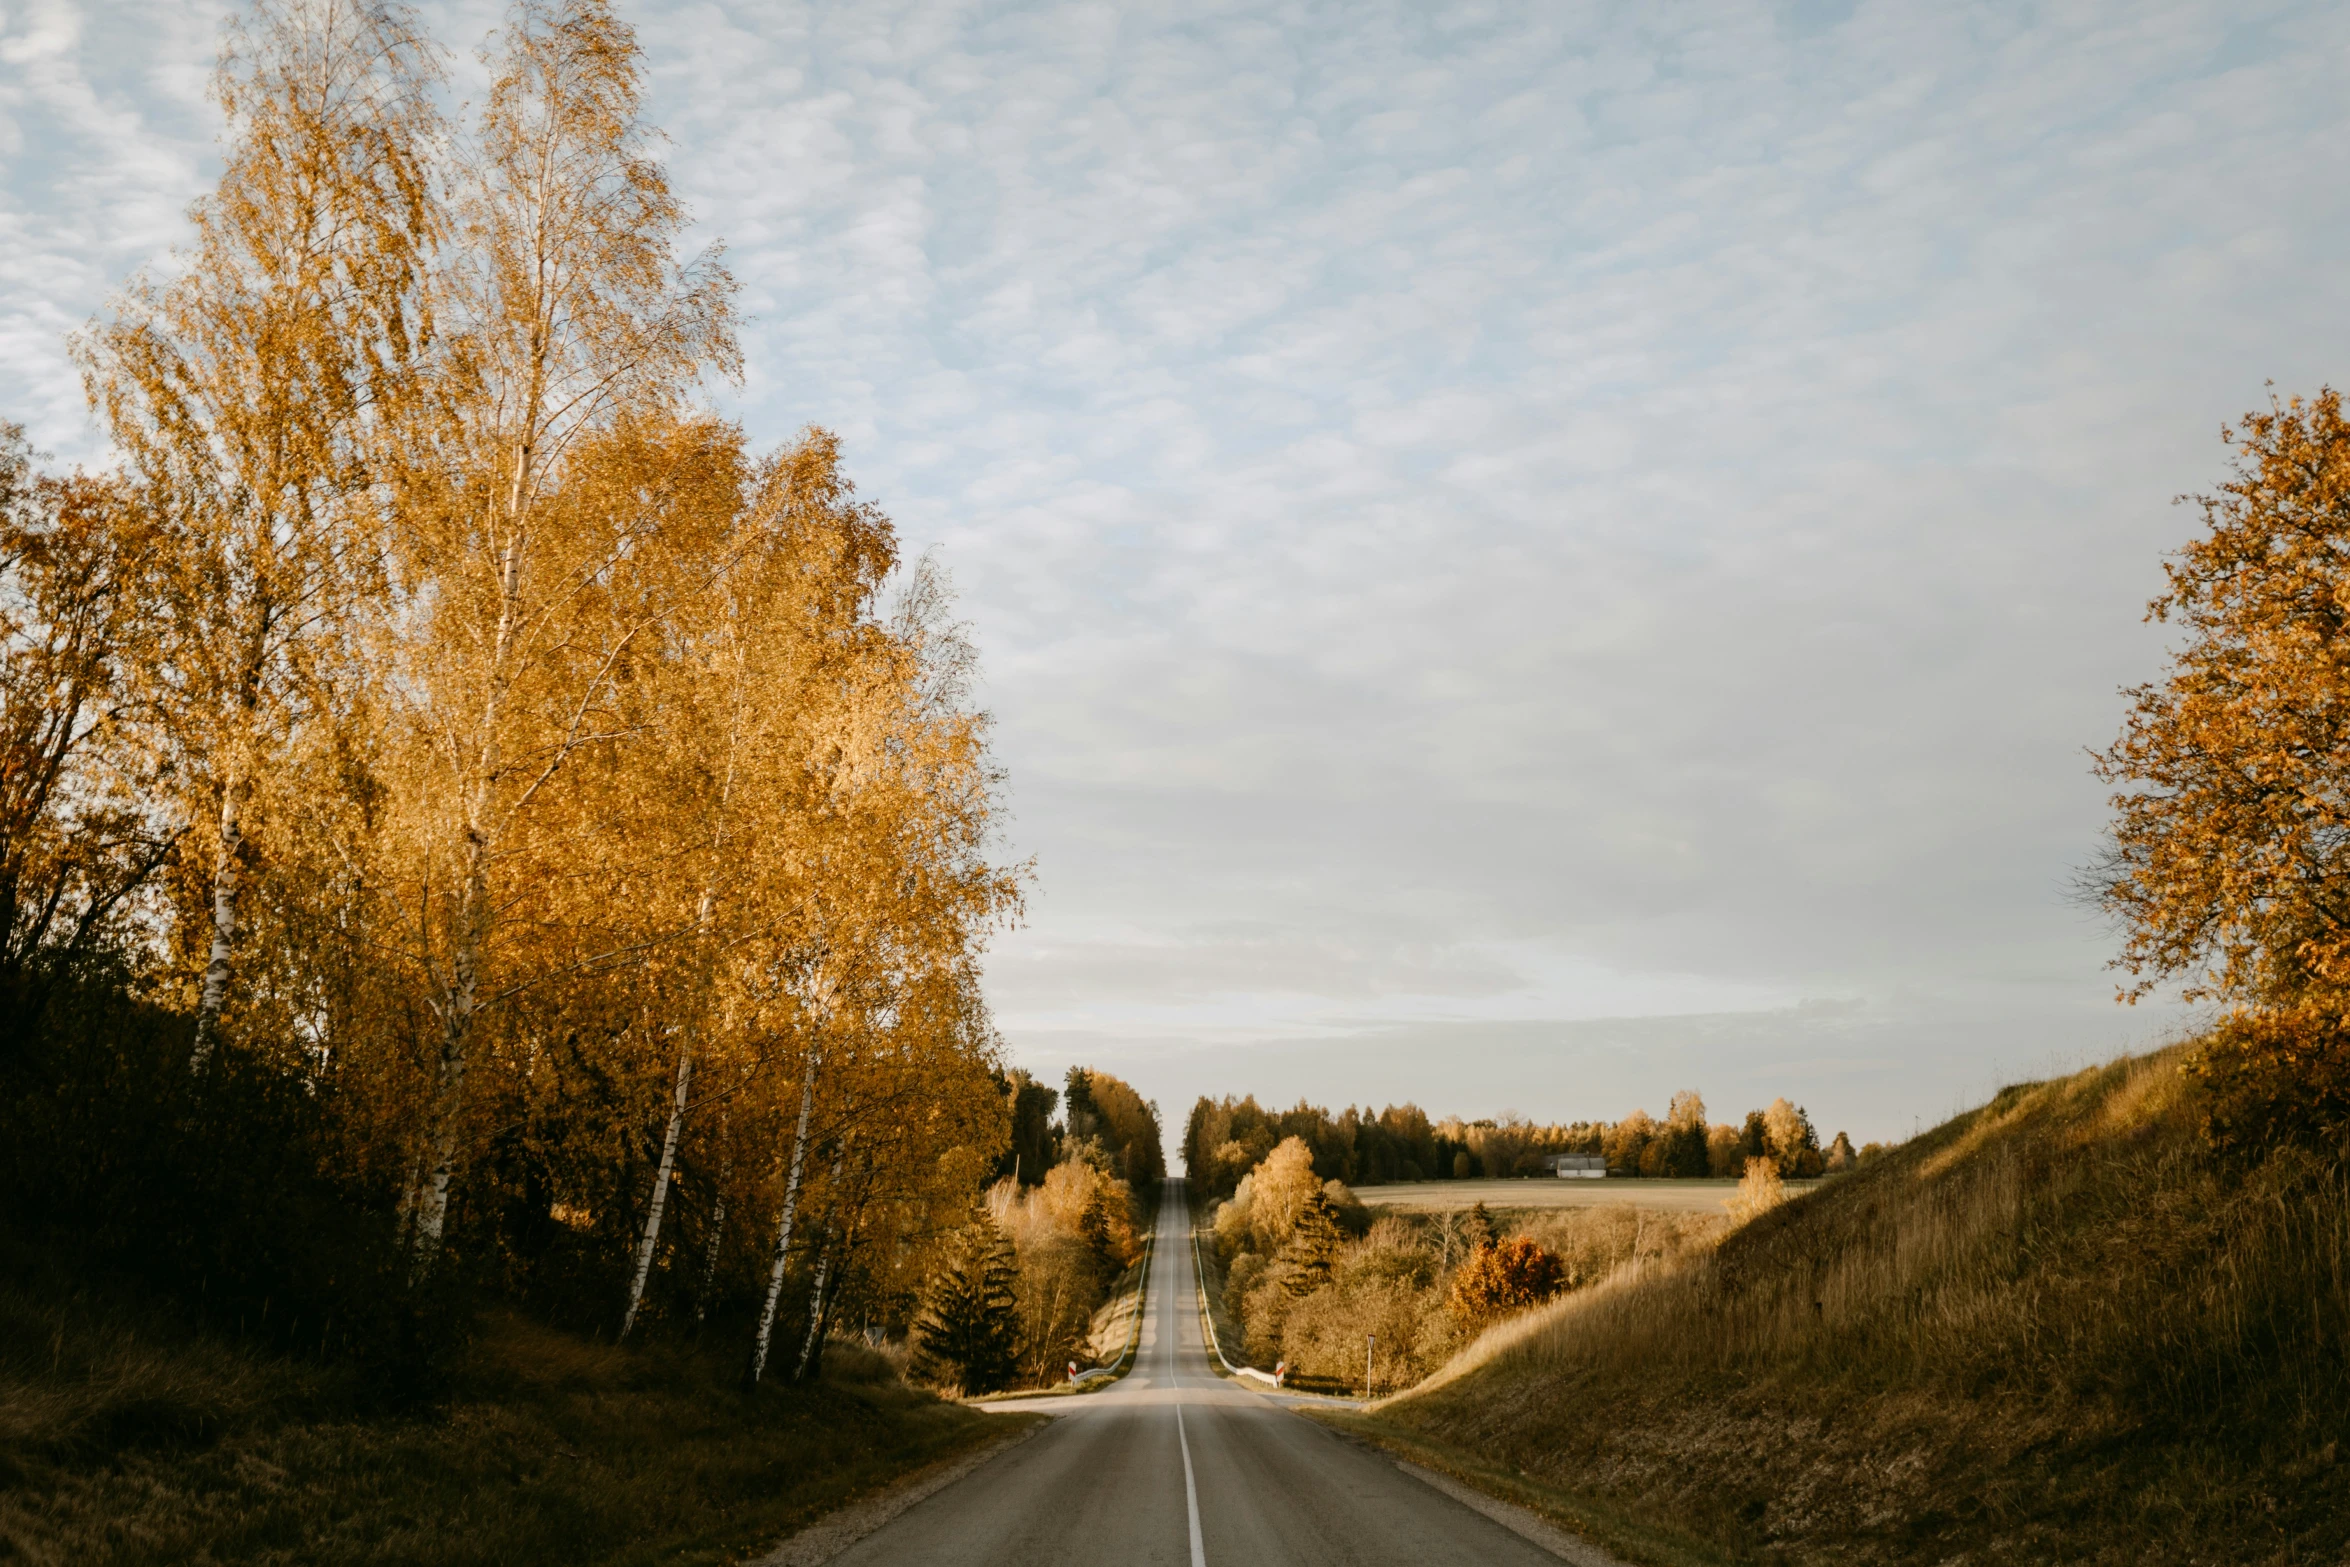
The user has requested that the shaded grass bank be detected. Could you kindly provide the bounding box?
[0,1278,1028,1566]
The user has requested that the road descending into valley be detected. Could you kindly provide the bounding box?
[826,1179,1570,1567]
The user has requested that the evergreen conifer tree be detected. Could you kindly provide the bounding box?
[1063,1066,1098,1142]
[909,1214,1019,1394]
[1078,1189,1115,1271]
[1277,1188,1344,1297]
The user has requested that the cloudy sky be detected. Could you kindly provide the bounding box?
[7,0,2348,1149]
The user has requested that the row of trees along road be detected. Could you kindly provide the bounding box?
[1184,1092,1870,1196]
[907,1068,1164,1395]
[0,0,1022,1387]
[998,1066,1169,1190]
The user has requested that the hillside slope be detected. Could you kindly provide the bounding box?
[1353,1048,2350,1564]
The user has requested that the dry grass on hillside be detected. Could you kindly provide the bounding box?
[1194,1189,1722,1394]
[1358,1048,2350,1565]
[1500,1204,1725,1287]
[0,1281,1020,1567]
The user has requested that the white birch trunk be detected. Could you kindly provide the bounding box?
[695,1192,727,1324]
[619,1036,693,1340]
[187,779,245,1073]
[792,1236,833,1382]
[747,1050,819,1384]
[696,1110,731,1325]
[409,1042,468,1275]
[409,478,519,1280]
[792,1141,851,1381]
[409,875,483,1279]
[620,882,723,1339]
[393,1150,423,1249]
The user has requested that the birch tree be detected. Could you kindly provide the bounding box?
[80,0,442,1072]
[43,0,1033,1343]
[616,455,819,1339]
[385,0,734,1273]
[747,980,831,1383]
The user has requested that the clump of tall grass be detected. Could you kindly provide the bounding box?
[1722,1156,1786,1224]
[1501,1203,1723,1286]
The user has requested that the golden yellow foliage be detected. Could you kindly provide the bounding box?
[1723,1155,1786,1224]
[2097,388,2350,1010]
[31,0,1027,1375]
[77,0,443,1069]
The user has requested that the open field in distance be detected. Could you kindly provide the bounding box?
[1358,1177,1822,1214]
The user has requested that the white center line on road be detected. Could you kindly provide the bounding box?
[1177,1401,1206,1567]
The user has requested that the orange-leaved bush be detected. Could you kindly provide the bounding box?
[2183,1005,2350,1155]
[1447,1237,1566,1328]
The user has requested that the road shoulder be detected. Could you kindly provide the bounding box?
[750,1417,1047,1567]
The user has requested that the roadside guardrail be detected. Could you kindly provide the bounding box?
[1188,1213,1281,1389]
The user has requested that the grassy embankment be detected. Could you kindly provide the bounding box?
[1078,1230,1154,1375]
[1190,1207,1244,1372]
[0,1279,1032,1567]
[1084,1183,1164,1376]
[1320,1045,2350,1565]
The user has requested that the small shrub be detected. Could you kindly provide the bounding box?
[1723,1156,1785,1224]
[1281,1274,1447,1392]
[1241,1268,1295,1366]
[1222,1248,1265,1332]
[2185,1006,2350,1156]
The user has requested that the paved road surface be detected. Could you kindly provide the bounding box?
[829,1179,1564,1567]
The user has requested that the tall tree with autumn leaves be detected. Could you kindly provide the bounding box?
[381,0,740,1273]
[9,0,1024,1378]
[2096,388,2350,1145]
[79,0,443,1074]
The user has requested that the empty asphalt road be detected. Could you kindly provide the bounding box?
[825,1179,1570,1567]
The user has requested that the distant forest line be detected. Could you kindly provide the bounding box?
[1183,1090,1889,1196]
